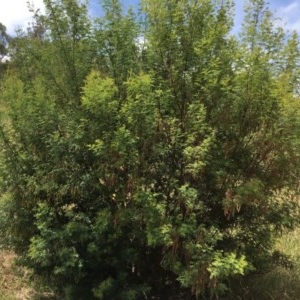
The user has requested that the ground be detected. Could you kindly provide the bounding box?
[0,250,54,300]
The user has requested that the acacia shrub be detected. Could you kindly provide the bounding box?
[0,0,300,299]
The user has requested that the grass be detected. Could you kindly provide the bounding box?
[0,250,55,300]
[223,227,300,300]
[0,251,32,300]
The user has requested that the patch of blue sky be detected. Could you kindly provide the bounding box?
[0,0,299,36]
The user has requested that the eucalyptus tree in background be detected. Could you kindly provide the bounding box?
[0,22,9,75]
[0,22,8,55]
[0,0,300,299]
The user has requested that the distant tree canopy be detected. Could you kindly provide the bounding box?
[0,22,9,75]
[0,0,300,299]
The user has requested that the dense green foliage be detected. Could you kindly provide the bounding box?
[0,0,300,299]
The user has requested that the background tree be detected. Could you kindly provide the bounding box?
[0,22,9,76]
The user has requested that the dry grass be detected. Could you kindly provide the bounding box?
[0,251,32,300]
[0,250,55,300]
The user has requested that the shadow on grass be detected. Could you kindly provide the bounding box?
[223,266,300,300]
[223,228,300,300]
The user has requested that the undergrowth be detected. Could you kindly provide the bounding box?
[224,228,300,300]
[1,228,300,299]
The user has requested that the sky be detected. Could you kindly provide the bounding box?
[0,0,299,36]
